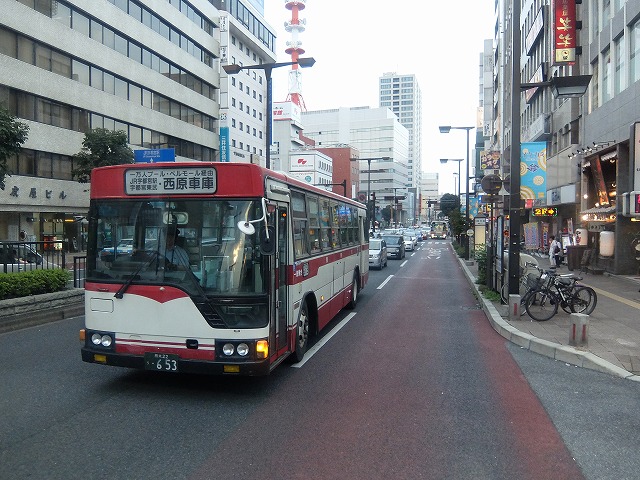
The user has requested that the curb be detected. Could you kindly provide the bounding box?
[0,289,85,334]
[457,255,640,383]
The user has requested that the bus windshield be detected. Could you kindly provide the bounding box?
[87,198,266,296]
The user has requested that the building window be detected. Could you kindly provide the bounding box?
[602,48,612,103]
[589,61,599,112]
[615,36,625,94]
[631,21,640,83]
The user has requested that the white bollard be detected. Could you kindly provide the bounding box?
[508,294,521,321]
[569,313,589,347]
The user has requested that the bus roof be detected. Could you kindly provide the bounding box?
[89,162,365,207]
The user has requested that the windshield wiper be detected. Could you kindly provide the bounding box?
[114,251,159,299]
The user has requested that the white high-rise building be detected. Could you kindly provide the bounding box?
[378,72,422,192]
[216,0,277,165]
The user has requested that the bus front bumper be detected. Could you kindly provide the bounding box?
[81,348,272,376]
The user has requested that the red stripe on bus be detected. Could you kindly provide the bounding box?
[116,342,215,360]
[288,246,365,285]
[85,282,188,303]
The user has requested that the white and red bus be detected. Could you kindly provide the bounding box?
[81,162,368,375]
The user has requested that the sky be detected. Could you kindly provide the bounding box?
[262,0,495,195]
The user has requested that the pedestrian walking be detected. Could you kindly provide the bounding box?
[549,235,562,267]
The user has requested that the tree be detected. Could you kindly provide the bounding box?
[0,106,29,190]
[72,128,134,183]
[447,208,465,239]
[439,193,460,218]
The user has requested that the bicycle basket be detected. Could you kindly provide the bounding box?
[526,273,543,289]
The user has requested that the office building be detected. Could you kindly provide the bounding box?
[490,0,640,275]
[378,72,422,193]
[1,0,223,245]
[216,0,277,164]
[302,106,410,223]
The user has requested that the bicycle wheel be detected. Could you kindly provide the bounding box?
[559,287,573,314]
[570,286,597,315]
[525,289,558,321]
[501,281,526,301]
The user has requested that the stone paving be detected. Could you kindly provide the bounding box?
[463,250,640,378]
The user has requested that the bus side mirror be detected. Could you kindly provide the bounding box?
[259,226,276,255]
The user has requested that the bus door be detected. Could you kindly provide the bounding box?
[275,204,289,353]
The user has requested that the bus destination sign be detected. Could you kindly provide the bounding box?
[125,167,217,195]
[531,206,558,217]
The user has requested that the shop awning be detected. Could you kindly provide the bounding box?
[580,205,616,222]
[580,205,616,215]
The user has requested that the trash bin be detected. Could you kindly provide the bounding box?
[566,245,588,271]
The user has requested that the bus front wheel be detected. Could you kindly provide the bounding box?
[347,275,358,309]
[291,300,309,363]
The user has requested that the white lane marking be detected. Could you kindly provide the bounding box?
[291,312,357,368]
[400,260,408,267]
[377,275,394,289]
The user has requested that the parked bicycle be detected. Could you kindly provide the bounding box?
[500,260,540,305]
[524,266,597,321]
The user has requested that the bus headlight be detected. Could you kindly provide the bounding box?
[91,333,113,348]
[236,343,249,356]
[222,343,235,356]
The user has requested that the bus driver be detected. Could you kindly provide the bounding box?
[164,227,190,269]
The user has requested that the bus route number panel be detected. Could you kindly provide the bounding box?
[144,352,179,372]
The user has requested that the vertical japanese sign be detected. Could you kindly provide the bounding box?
[553,0,576,65]
[219,112,230,162]
[520,142,547,203]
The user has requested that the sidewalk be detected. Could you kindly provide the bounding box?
[460,251,640,381]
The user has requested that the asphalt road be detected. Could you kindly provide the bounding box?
[1,240,638,479]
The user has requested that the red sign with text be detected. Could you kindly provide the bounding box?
[553,0,576,65]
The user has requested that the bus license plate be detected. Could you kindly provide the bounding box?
[144,353,179,372]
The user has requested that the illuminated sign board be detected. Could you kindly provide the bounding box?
[125,167,217,195]
[532,206,559,216]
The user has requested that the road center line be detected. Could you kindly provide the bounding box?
[291,312,356,368]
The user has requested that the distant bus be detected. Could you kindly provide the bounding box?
[81,162,368,376]
[430,221,448,239]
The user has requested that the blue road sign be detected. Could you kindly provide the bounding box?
[134,148,175,163]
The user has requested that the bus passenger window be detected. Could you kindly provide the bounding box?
[308,228,321,254]
[293,220,308,258]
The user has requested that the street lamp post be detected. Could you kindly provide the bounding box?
[439,127,473,260]
[353,156,389,233]
[313,180,347,197]
[222,57,316,169]
[391,186,404,227]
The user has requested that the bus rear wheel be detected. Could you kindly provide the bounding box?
[291,300,309,363]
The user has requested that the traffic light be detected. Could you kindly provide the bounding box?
[371,192,376,201]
